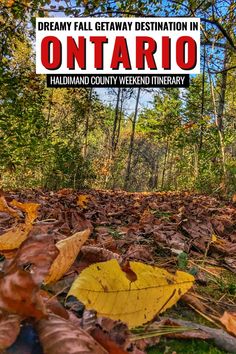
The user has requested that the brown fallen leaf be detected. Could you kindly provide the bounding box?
[220,312,236,337]
[57,188,74,197]
[36,314,108,354]
[4,234,59,285]
[125,244,154,262]
[181,293,209,314]
[90,317,132,353]
[39,290,69,320]
[224,257,236,272]
[0,234,58,318]
[0,313,21,351]
[44,228,91,284]
[80,245,121,263]
[91,328,129,354]
[0,269,46,318]
[0,249,17,260]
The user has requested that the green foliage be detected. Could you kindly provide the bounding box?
[177,252,188,270]
[147,338,226,354]
[43,143,93,189]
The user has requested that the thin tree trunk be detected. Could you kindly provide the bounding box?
[167,150,174,188]
[114,89,123,152]
[45,89,54,137]
[199,44,206,151]
[208,62,227,188]
[124,88,141,190]
[217,50,228,132]
[111,88,121,156]
[161,140,169,190]
[82,88,93,159]
[149,160,159,190]
[193,144,199,183]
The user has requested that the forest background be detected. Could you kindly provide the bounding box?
[0,0,235,195]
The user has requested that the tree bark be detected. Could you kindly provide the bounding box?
[113,89,123,152]
[124,88,141,190]
[208,58,228,189]
[111,88,121,156]
[199,44,206,151]
[161,140,169,190]
[149,160,159,190]
[82,88,93,159]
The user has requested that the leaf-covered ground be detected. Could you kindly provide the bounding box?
[0,189,236,353]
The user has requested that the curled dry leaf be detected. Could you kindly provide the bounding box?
[4,234,59,285]
[0,234,58,318]
[0,196,21,218]
[36,314,108,354]
[0,201,40,251]
[0,314,21,351]
[0,269,46,318]
[67,259,194,328]
[44,228,91,284]
[220,311,236,337]
[81,246,121,262]
[181,293,209,314]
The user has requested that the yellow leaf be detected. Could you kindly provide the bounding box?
[210,234,225,246]
[77,194,89,209]
[10,200,39,224]
[0,196,20,218]
[211,234,217,243]
[67,259,194,328]
[4,0,15,7]
[0,201,39,251]
[44,229,91,284]
[0,223,32,251]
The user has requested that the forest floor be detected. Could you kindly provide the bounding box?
[0,189,236,353]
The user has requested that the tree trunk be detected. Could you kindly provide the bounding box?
[114,89,123,152]
[149,160,159,190]
[166,150,174,188]
[199,44,206,151]
[111,88,121,156]
[124,88,141,190]
[208,56,228,189]
[161,140,169,190]
[45,89,54,137]
[193,143,199,184]
[217,50,228,132]
[82,88,93,159]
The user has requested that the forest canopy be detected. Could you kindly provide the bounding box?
[0,0,235,195]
